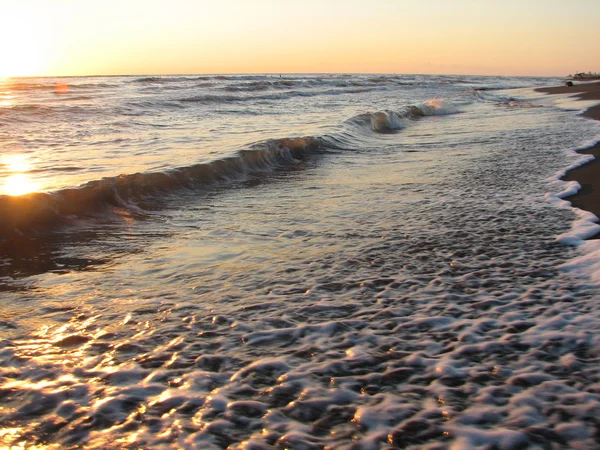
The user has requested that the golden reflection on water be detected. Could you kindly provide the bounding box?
[1,155,40,196]
[0,426,61,449]
[0,96,13,107]
[0,291,160,448]
[4,154,30,173]
[0,85,15,107]
[3,173,38,196]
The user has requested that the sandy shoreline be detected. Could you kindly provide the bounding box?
[535,82,600,221]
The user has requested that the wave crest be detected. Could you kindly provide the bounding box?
[0,137,323,237]
[345,99,458,133]
[0,98,458,237]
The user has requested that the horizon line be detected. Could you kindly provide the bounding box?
[2,71,570,79]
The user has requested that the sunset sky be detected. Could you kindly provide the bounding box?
[1,0,598,77]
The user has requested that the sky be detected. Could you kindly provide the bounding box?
[1,0,598,77]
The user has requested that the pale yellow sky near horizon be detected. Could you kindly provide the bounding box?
[1,0,598,77]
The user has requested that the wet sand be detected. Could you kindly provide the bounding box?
[536,82,600,219]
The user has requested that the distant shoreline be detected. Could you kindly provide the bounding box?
[570,75,600,81]
[536,82,600,228]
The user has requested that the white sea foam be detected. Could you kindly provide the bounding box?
[546,132,600,286]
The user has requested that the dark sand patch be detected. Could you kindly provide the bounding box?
[536,82,600,222]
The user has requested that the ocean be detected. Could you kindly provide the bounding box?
[1,74,600,449]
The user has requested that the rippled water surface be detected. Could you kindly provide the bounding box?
[1,74,600,449]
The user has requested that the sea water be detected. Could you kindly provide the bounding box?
[1,74,600,449]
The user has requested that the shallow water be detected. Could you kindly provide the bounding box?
[1,75,600,448]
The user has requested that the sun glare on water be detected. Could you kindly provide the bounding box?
[1,155,40,196]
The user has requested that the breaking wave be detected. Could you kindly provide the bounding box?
[0,137,324,237]
[0,99,459,237]
[346,99,458,133]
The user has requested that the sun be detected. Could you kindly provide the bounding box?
[0,5,52,77]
